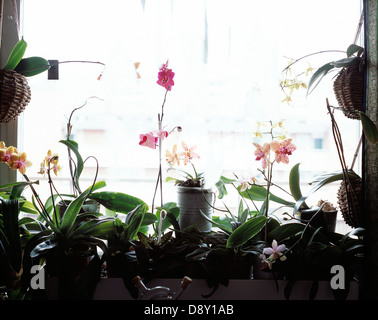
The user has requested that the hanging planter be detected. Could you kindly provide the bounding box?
[337,176,363,228]
[0,69,31,123]
[0,38,50,123]
[333,57,365,120]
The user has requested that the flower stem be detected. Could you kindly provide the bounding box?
[151,88,169,213]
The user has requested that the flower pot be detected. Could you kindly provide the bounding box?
[176,186,213,232]
[0,70,31,123]
[299,207,337,233]
[337,177,362,228]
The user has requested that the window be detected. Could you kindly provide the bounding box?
[314,138,323,150]
[14,0,363,233]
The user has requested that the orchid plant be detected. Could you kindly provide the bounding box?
[252,121,296,221]
[138,61,180,213]
[165,141,204,187]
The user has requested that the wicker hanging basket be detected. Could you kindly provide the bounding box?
[333,58,365,120]
[337,177,362,228]
[0,69,32,123]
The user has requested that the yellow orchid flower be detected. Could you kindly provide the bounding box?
[9,152,32,174]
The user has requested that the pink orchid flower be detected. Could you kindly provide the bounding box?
[157,60,175,91]
[238,176,257,192]
[253,142,270,169]
[157,128,169,140]
[270,139,296,164]
[179,141,199,165]
[263,240,287,262]
[139,132,158,149]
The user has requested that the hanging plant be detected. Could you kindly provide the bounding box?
[0,38,50,123]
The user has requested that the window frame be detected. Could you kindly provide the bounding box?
[0,0,22,185]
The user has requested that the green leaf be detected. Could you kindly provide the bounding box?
[154,202,180,234]
[360,112,378,144]
[3,38,27,70]
[307,62,334,94]
[268,223,306,243]
[15,56,50,77]
[72,218,116,239]
[226,216,267,248]
[20,199,40,215]
[215,176,237,199]
[331,57,360,68]
[60,181,105,233]
[289,163,302,201]
[210,215,233,233]
[141,212,158,226]
[10,180,39,199]
[293,170,360,215]
[88,191,148,214]
[346,44,364,57]
[240,185,295,206]
[124,204,147,240]
[59,139,84,193]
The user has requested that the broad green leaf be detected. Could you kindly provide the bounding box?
[15,56,50,77]
[289,163,309,210]
[268,223,306,243]
[141,212,158,226]
[240,185,295,206]
[360,112,378,144]
[88,191,148,214]
[289,163,302,201]
[3,38,27,70]
[226,215,267,248]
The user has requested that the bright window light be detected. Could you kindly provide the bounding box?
[20,0,363,233]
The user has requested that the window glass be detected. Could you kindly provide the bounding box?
[20,0,363,233]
